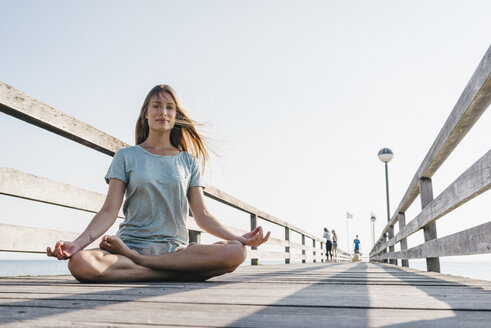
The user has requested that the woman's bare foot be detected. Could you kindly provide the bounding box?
[187,242,197,248]
[100,236,138,260]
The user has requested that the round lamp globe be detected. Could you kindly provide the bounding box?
[378,148,394,163]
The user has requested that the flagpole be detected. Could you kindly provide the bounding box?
[346,212,353,252]
[346,214,349,251]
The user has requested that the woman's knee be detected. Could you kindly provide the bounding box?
[223,240,246,272]
[68,251,104,282]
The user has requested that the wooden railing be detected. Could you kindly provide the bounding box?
[0,81,352,265]
[369,45,491,271]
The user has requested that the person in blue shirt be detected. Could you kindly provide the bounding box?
[353,235,361,254]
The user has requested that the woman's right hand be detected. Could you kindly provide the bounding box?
[46,241,81,260]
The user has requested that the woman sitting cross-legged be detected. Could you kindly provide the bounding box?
[46,84,270,282]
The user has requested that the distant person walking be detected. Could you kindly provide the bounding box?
[332,230,338,261]
[323,228,332,262]
[353,235,361,254]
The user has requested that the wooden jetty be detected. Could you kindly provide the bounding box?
[1,262,491,327]
[1,42,490,327]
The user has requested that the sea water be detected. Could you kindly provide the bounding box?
[0,260,70,277]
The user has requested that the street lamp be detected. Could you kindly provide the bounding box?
[377,148,394,223]
[378,148,394,264]
[370,214,376,248]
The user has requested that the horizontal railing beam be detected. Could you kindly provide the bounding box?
[0,82,129,156]
[204,185,324,243]
[371,44,491,253]
[0,222,204,254]
[373,220,491,260]
[0,223,95,253]
[372,150,490,256]
[0,166,124,218]
[0,81,328,260]
[390,150,490,247]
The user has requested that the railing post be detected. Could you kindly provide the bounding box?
[388,225,396,265]
[320,241,324,262]
[398,212,409,267]
[312,239,316,263]
[382,234,388,263]
[250,213,258,265]
[188,210,201,243]
[419,177,440,272]
[285,227,290,264]
[188,230,201,244]
[301,234,306,263]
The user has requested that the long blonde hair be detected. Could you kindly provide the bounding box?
[135,84,209,169]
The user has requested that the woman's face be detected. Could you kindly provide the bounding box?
[145,92,177,132]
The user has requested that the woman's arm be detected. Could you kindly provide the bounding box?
[187,187,270,247]
[47,178,126,260]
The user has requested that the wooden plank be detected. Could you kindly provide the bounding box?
[371,45,491,250]
[372,150,491,258]
[0,219,202,253]
[391,151,491,247]
[370,240,389,258]
[248,250,289,259]
[0,82,325,248]
[1,263,491,328]
[0,82,129,156]
[265,236,290,247]
[0,223,99,253]
[2,281,490,310]
[376,220,491,260]
[2,303,488,328]
[0,166,124,217]
[204,185,323,243]
[420,177,440,272]
[398,212,409,267]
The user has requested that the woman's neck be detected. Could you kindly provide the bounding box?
[140,132,178,153]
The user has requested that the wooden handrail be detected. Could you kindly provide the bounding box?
[369,44,491,271]
[0,81,348,264]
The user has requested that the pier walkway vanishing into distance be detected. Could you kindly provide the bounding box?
[0,262,490,327]
[0,45,490,327]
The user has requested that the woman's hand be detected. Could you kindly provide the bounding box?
[237,226,270,247]
[46,241,81,260]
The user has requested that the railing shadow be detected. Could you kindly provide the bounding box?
[225,262,370,328]
[0,264,337,325]
[375,263,491,327]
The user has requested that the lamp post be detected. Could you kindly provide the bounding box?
[377,148,393,222]
[370,214,376,248]
[378,148,394,264]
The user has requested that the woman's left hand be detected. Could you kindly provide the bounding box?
[237,226,270,247]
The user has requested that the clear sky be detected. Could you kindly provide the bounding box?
[0,1,490,265]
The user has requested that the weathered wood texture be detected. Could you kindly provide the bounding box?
[398,212,409,267]
[371,150,491,257]
[1,263,491,327]
[0,81,328,249]
[0,219,203,253]
[373,44,491,241]
[0,166,124,217]
[0,224,93,253]
[0,82,129,156]
[420,177,441,272]
[372,220,491,260]
[204,184,322,242]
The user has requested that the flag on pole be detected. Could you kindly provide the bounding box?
[347,212,353,219]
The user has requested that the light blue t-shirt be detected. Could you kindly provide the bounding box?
[105,145,205,255]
